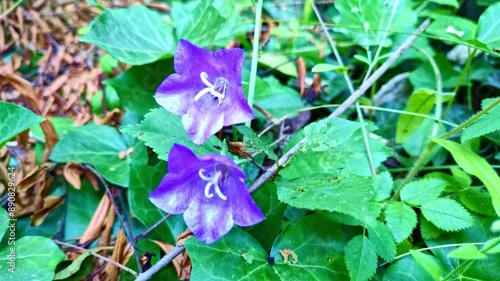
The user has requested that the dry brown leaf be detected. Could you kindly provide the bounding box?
[63,163,83,190]
[152,240,191,279]
[79,194,111,244]
[105,230,133,280]
[1,73,40,110]
[31,195,63,226]
[279,248,298,264]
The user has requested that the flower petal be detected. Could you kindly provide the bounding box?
[225,176,265,227]
[214,48,244,84]
[222,87,254,125]
[148,172,198,214]
[174,39,217,75]
[167,143,199,173]
[155,73,202,115]
[181,106,224,145]
[184,195,234,244]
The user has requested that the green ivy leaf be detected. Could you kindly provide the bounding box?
[0,236,65,281]
[81,5,175,65]
[344,235,377,281]
[0,101,44,147]
[409,250,445,281]
[334,0,417,46]
[385,202,417,243]
[50,124,131,187]
[235,126,277,161]
[121,108,221,161]
[448,244,487,260]
[171,0,234,47]
[421,198,474,231]
[104,59,174,115]
[461,98,500,142]
[432,138,500,217]
[476,3,500,54]
[54,251,93,280]
[400,178,446,206]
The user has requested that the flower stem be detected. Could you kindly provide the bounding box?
[245,0,264,127]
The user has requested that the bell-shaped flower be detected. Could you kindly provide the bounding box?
[148,143,265,244]
[155,39,254,145]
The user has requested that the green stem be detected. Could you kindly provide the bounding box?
[245,0,263,127]
[0,0,23,20]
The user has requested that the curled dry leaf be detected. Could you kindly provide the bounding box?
[79,194,111,244]
[31,195,64,226]
[227,141,252,159]
[105,230,133,280]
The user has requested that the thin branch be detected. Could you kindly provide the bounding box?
[135,246,185,281]
[134,214,171,242]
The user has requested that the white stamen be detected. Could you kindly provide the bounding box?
[198,168,227,201]
[194,72,227,107]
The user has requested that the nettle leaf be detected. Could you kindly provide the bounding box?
[345,235,377,281]
[303,118,361,151]
[409,250,445,281]
[476,3,500,54]
[236,126,277,161]
[385,202,417,243]
[121,108,221,161]
[420,198,474,231]
[0,236,65,281]
[334,0,417,46]
[276,173,376,221]
[448,244,486,260]
[171,0,234,47]
[50,124,131,187]
[400,178,446,206]
[0,101,44,147]
[420,214,443,240]
[104,59,174,115]
[270,213,349,280]
[459,187,496,217]
[461,98,500,142]
[433,138,500,217]
[81,5,175,65]
[184,228,276,280]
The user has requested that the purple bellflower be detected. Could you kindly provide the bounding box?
[148,143,265,244]
[154,39,254,145]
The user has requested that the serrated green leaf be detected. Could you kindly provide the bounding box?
[448,244,487,260]
[0,236,65,281]
[461,98,500,142]
[421,198,474,231]
[81,5,175,65]
[385,202,417,243]
[432,138,500,217]
[420,214,443,240]
[334,0,417,46]
[345,235,377,281]
[400,178,446,206]
[303,118,361,151]
[0,101,44,147]
[171,0,234,47]
[0,208,8,243]
[374,171,393,201]
[366,219,397,262]
[459,187,496,217]
[104,59,174,115]
[311,63,349,74]
[276,173,376,221]
[476,3,500,54]
[409,250,445,281]
[50,124,131,187]
[236,126,277,161]
[270,213,349,279]
[429,0,459,8]
[121,108,221,161]
[384,256,436,281]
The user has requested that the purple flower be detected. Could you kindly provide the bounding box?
[148,143,265,244]
[154,39,254,145]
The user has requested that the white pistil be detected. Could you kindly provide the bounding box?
[194,72,227,107]
[198,168,227,201]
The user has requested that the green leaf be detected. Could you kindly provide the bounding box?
[432,138,500,217]
[99,53,118,74]
[30,117,74,140]
[421,198,474,231]
[345,235,377,281]
[246,182,286,251]
[171,0,234,46]
[409,250,445,281]
[484,237,500,254]
[384,256,436,281]
[311,63,348,74]
[258,53,298,77]
[426,15,477,43]
[184,228,277,280]
[476,3,500,54]
[400,178,446,206]
[459,187,496,217]
[366,218,397,262]
[276,173,376,221]
[54,251,93,280]
[50,124,131,187]
[420,214,443,240]
[429,0,459,8]
[270,213,349,280]
[385,202,417,243]
[121,108,221,161]
[374,171,393,201]
[253,76,303,118]
[303,118,361,151]
[0,236,65,281]
[448,244,487,260]
[461,98,500,142]
[236,126,278,161]
[104,59,174,115]
[0,208,8,243]
[0,101,44,147]
[81,5,175,65]
[334,0,417,46]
